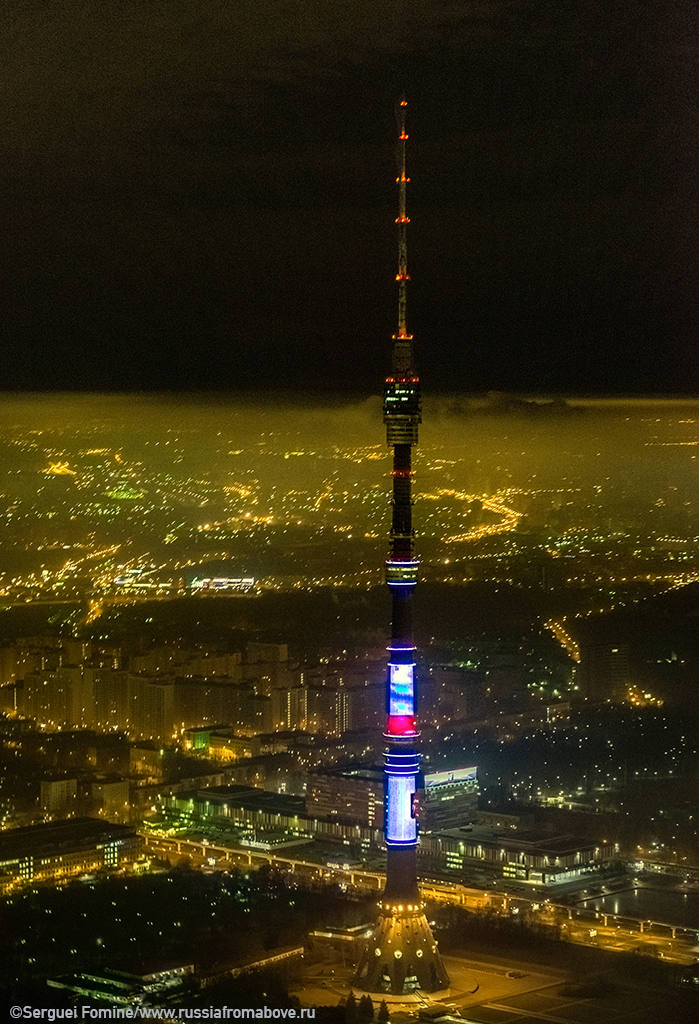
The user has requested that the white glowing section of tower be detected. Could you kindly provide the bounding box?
[386,774,418,844]
[388,663,416,718]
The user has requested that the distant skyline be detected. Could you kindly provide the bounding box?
[1,1,696,394]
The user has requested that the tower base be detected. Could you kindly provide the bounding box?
[354,905,449,995]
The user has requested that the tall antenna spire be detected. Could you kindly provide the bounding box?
[395,97,411,342]
[355,98,449,997]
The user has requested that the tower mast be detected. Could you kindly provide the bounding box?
[355,99,449,996]
[396,99,410,344]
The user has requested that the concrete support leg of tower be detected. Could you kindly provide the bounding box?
[354,908,449,995]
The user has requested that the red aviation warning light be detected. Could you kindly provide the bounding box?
[390,95,413,364]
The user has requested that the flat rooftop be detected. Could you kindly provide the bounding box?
[436,826,603,855]
[0,817,138,862]
[190,786,305,816]
[310,765,383,782]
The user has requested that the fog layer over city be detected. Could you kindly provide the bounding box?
[1,393,696,601]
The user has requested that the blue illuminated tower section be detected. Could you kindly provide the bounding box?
[355,100,449,996]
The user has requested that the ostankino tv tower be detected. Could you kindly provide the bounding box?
[355,100,449,995]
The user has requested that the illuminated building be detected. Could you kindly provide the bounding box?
[48,963,194,1007]
[22,661,273,740]
[90,776,131,820]
[190,576,255,593]
[271,683,309,731]
[418,828,618,887]
[420,767,479,832]
[271,674,353,735]
[21,664,95,728]
[160,785,382,848]
[173,676,273,736]
[308,765,478,833]
[208,731,263,760]
[0,818,143,892]
[40,776,78,816]
[129,743,169,781]
[246,642,289,665]
[355,100,449,994]
[579,642,630,702]
[308,768,384,828]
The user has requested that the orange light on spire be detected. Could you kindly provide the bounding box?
[400,100,407,107]
[395,216,411,224]
[399,132,409,140]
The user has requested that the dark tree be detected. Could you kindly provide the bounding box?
[377,1001,390,1024]
[358,994,374,1022]
[344,991,359,1024]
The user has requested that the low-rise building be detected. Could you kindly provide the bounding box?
[0,817,143,892]
[161,784,381,849]
[48,962,194,1006]
[419,825,618,886]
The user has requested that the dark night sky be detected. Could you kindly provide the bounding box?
[1,0,696,394]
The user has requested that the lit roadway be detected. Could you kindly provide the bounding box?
[545,618,581,663]
[432,490,524,545]
[141,831,698,965]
